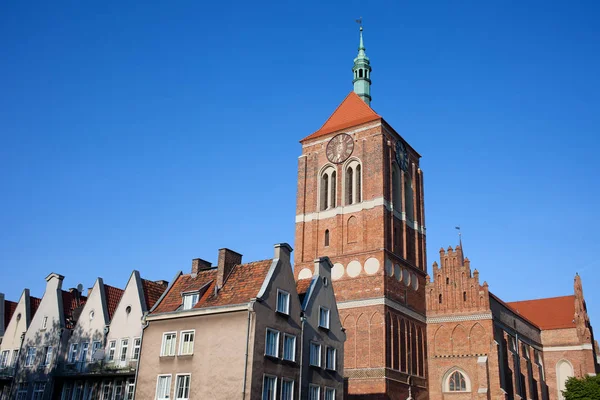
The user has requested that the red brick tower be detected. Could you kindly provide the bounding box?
[293,27,428,400]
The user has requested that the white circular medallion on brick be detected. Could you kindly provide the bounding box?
[331,263,345,280]
[403,268,411,286]
[364,257,380,275]
[394,264,402,281]
[385,258,393,277]
[411,272,419,290]
[346,260,362,277]
[298,268,313,280]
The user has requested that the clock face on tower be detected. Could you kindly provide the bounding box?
[326,133,354,164]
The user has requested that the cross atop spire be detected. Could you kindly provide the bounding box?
[352,21,372,105]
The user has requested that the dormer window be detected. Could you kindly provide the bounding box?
[183,292,200,310]
[319,307,330,329]
[276,289,290,315]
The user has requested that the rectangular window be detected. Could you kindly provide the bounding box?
[16,383,28,400]
[262,375,277,400]
[108,341,116,361]
[132,338,141,360]
[32,382,45,400]
[68,343,79,363]
[281,379,294,400]
[175,374,191,400]
[72,381,83,400]
[41,316,48,329]
[308,384,320,400]
[283,334,296,361]
[0,350,9,368]
[102,381,111,400]
[179,331,195,355]
[61,382,73,400]
[161,333,177,356]
[265,329,280,357]
[11,349,20,367]
[25,347,36,367]
[42,346,53,366]
[80,342,89,363]
[326,347,336,370]
[92,341,102,359]
[126,379,135,400]
[276,289,290,314]
[325,387,336,400]
[113,381,123,400]
[319,307,330,329]
[156,375,172,400]
[120,339,129,361]
[310,342,321,367]
[182,293,199,310]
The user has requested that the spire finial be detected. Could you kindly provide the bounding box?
[352,18,372,105]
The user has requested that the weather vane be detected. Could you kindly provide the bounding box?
[355,17,363,29]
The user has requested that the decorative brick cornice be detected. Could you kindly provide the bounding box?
[337,297,426,323]
[426,312,492,323]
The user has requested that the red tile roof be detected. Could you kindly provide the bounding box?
[296,279,312,296]
[62,290,87,329]
[4,300,17,330]
[152,259,274,314]
[141,279,169,311]
[30,296,42,318]
[507,295,576,330]
[301,91,381,142]
[103,284,124,321]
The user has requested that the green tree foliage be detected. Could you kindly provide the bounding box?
[563,374,600,400]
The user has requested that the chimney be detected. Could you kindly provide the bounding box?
[217,248,242,288]
[154,280,169,287]
[191,258,212,275]
[274,243,293,263]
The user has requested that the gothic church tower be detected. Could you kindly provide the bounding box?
[294,27,428,399]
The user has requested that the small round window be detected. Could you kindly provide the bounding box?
[125,306,132,315]
[323,277,329,287]
[16,313,21,321]
[89,310,95,320]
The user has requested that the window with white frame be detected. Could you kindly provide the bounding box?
[42,346,53,366]
[262,375,277,400]
[320,166,337,211]
[132,338,141,360]
[101,381,112,400]
[309,342,321,367]
[175,374,191,400]
[16,383,28,400]
[179,331,195,355]
[41,316,48,329]
[68,343,78,363]
[108,341,116,361]
[11,349,20,367]
[120,339,129,361]
[79,342,88,363]
[156,375,172,400]
[445,370,468,392]
[308,384,320,400]
[126,379,135,400]
[319,307,330,329]
[161,333,177,356]
[0,350,9,368]
[25,347,36,367]
[325,387,336,400]
[276,289,290,315]
[344,160,362,205]
[92,341,102,359]
[113,381,123,400]
[326,347,336,370]
[265,329,279,357]
[283,334,296,361]
[281,379,294,400]
[32,382,45,400]
[182,292,199,310]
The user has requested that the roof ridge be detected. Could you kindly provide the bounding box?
[507,294,575,304]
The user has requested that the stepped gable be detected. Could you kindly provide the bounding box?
[103,284,125,321]
[141,279,169,310]
[301,91,381,142]
[4,300,17,329]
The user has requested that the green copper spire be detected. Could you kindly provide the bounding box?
[353,25,372,105]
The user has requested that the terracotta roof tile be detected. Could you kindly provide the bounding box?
[4,300,17,330]
[141,279,169,311]
[103,284,124,321]
[62,290,87,329]
[296,279,312,296]
[30,296,42,318]
[152,269,217,314]
[507,295,576,330]
[301,91,381,142]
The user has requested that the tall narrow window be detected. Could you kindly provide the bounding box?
[120,339,129,362]
[346,166,353,204]
[281,379,294,400]
[68,343,78,364]
[319,307,330,329]
[345,160,362,205]
[175,374,191,400]
[324,229,330,247]
[331,171,337,207]
[80,342,88,363]
[404,172,414,221]
[25,347,36,367]
[108,341,116,361]
[325,388,336,400]
[439,294,443,304]
[262,376,277,400]
[160,333,177,356]
[283,334,296,361]
[356,164,362,202]
[310,342,321,367]
[276,290,290,315]
[156,375,172,400]
[326,347,336,370]
[309,385,321,400]
[0,351,9,368]
[132,338,141,360]
[400,319,407,372]
[32,383,45,400]
[320,166,336,211]
[463,291,467,302]
[42,347,53,366]
[321,174,329,211]
[179,331,195,355]
[265,329,279,357]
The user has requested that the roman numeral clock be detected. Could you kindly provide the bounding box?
[326,133,354,164]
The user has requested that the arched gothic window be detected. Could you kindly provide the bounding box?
[404,172,414,221]
[345,160,362,205]
[392,163,402,214]
[448,371,467,392]
[320,166,337,211]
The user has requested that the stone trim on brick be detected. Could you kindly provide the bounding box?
[337,297,426,323]
[426,313,493,323]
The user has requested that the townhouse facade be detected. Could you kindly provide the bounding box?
[134,244,345,400]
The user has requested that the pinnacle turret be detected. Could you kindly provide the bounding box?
[352,26,372,105]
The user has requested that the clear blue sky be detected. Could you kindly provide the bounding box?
[1,1,599,326]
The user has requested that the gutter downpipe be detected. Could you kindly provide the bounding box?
[298,311,306,400]
[133,312,150,400]
[242,300,255,400]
